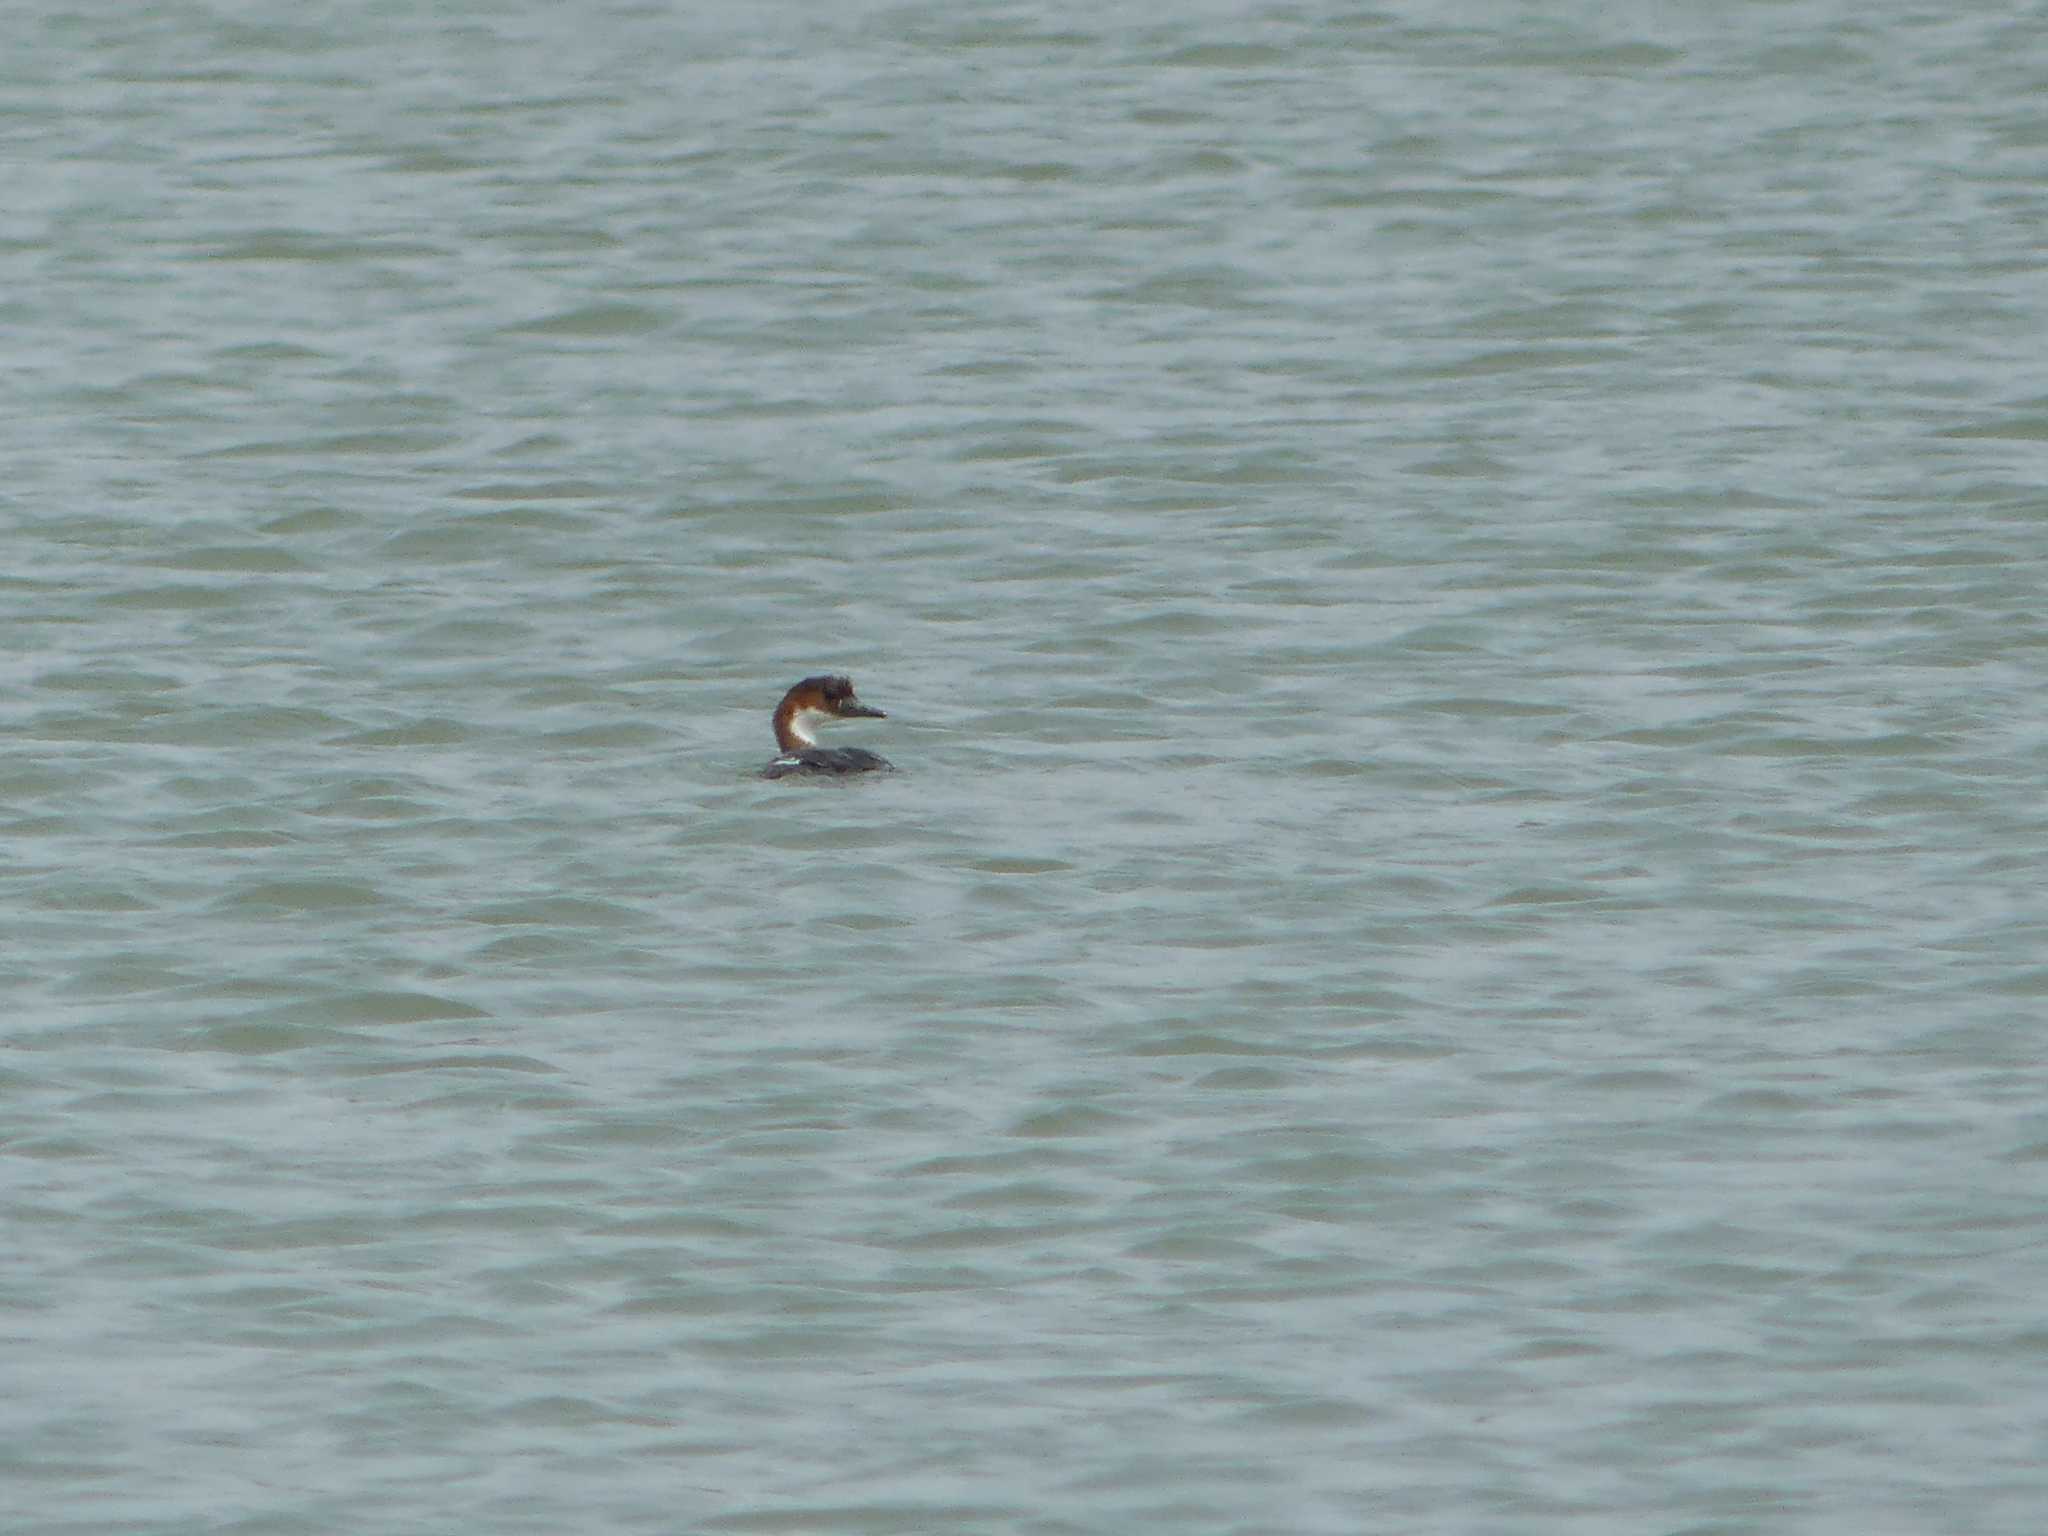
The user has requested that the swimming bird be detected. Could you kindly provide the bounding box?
[762,675,892,780]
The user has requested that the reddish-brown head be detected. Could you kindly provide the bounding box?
[772,675,885,750]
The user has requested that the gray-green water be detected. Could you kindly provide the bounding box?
[7,3,2047,1532]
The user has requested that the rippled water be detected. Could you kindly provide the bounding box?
[7,3,2048,1532]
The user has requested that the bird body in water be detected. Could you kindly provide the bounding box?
[762,675,892,780]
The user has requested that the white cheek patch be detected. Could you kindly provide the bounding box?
[788,707,830,747]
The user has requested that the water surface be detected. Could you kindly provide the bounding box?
[6,3,2047,1532]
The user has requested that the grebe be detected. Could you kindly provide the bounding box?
[762,675,892,780]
